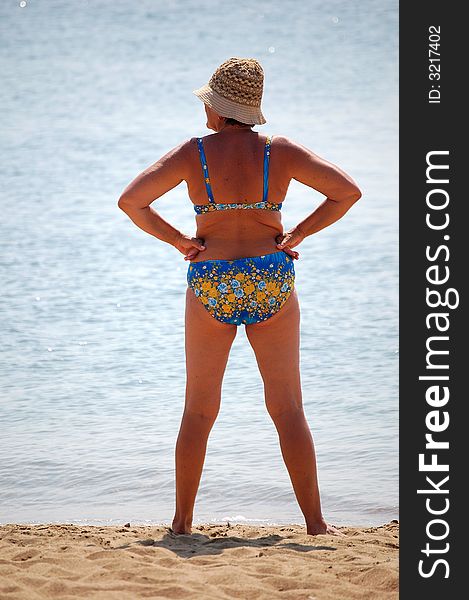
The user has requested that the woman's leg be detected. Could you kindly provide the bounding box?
[172,288,237,534]
[246,288,338,535]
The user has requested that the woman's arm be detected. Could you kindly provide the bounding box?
[276,138,362,251]
[118,140,206,258]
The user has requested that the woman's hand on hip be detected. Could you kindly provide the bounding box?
[275,227,306,260]
[173,233,206,261]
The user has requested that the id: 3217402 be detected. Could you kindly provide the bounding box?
[428,25,441,104]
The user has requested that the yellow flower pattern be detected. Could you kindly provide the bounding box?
[187,252,295,325]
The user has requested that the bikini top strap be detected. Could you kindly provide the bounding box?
[196,137,215,203]
[262,135,272,203]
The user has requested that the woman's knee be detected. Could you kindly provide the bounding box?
[264,384,303,420]
[267,405,305,431]
[184,388,221,422]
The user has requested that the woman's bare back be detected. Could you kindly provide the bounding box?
[185,131,290,260]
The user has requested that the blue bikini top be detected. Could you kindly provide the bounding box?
[193,135,282,214]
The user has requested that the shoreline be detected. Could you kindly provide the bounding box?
[0,521,398,599]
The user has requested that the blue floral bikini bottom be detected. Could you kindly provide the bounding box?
[187,251,295,325]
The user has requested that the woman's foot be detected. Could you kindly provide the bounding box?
[170,518,192,535]
[306,520,345,536]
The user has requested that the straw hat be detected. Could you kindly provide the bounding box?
[193,57,267,125]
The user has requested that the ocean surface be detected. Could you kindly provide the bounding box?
[0,0,398,527]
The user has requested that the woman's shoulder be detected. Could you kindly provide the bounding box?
[165,136,203,162]
[176,134,219,156]
[274,135,324,163]
[188,132,218,143]
[270,134,308,151]
[269,135,315,167]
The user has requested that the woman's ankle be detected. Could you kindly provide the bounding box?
[172,513,193,529]
[305,516,327,534]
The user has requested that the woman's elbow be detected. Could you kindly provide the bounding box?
[118,194,132,211]
[350,186,362,203]
[344,184,362,204]
[330,181,362,204]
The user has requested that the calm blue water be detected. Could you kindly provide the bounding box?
[0,0,398,527]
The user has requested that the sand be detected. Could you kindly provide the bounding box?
[0,521,398,599]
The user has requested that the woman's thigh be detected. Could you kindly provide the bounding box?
[184,287,238,417]
[245,288,302,416]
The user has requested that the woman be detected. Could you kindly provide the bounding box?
[118,57,361,536]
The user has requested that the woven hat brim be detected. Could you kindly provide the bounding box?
[193,84,266,125]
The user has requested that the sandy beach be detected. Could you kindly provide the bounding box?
[0,521,398,599]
